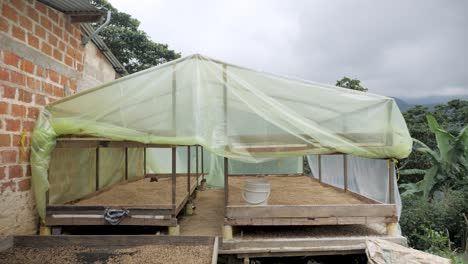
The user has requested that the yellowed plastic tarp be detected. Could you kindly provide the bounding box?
[31,54,412,220]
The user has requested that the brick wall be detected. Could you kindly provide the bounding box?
[0,0,117,235]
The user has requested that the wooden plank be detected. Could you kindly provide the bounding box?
[95,147,99,191]
[201,146,204,180]
[45,216,177,226]
[226,204,397,218]
[55,139,182,148]
[224,157,229,210]
[235,249,364,258]
[172,147,176,216]
[143,147,146,175]
[187,146,191,193]
[211,237,219,264]
[12,235,214,248]
[175,176,199,215]
[46,206,172,215]
[225,216,397,226]
[221,236,407,251]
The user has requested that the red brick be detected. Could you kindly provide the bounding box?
[53,49,63,61]
[18,89,32,103]
[35,24,46,39]
[1,150,17,163]
[4,51,20,67]
[12,25,26,42]
[76,63,84,72]
[35,1,47,14]
[35,94,46,105]
[43,82,53,95]
[11,0,25,12]
[8,165,23,178]
[60,75,68,86]
[0,17,8,32]
[64,56,73,67]
[1,180,16,192]
[27,107,39,119]
[48,70,59,83]
[2,85,16,99]
[48,33,58,47]
[11,104,26,117]
[27,32,39,49]
[40,15,52,31]
[2,3,17,22]
[22,120,35,132]
[0,134,10,146]
[36,66,45,78]
[47,97,56,103]
[47,8,59,24]
[5,119,20,131]
[25,165,31,177]
[12,134,22,147]
[53,86,64,97]
[58,41,65,51]
[10,71,26,85]
[70,79,77,90]
[53,24,63,38]
[27,6,39,21]
[17,178,31,191]
[0,102,8,114]
[0,167,5,180]
[41,42,52,56]
[21,59,34,74]
[19,16,33,31]
[0,67,10,81]
[26,77,40,90]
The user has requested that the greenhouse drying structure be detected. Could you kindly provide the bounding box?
[31,54,412,237]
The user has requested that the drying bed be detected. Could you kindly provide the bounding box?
[224,175,397,227]
[0,235,217,264]
[46,176,199,227]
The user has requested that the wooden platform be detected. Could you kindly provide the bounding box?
[0,235,218,264]
[46,176,200,227]
[225,176,397,226]
[220,225,406,258]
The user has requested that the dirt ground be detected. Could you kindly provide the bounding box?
[0,245,212,264]
[229,175,369,205]
[73,176,198,206]
[179,188,224,236]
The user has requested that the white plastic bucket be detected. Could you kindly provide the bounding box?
[241,179,271,205]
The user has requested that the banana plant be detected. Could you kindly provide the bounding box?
[400,114,468,199]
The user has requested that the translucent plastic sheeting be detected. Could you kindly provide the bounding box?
[307,155,402,217]
[48,148,144,205]
[32,54,412,220]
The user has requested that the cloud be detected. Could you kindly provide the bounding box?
[109,0,467,98]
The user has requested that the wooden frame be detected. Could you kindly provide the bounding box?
[46,137,204,227]
[223,155,399,227]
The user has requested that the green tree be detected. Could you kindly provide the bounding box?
[91,0,180,74]
[335,77,368,92]
[400,115,468,199]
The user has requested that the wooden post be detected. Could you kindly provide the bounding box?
[95,147,99,191]
[124,147,128,180]
[172,147,176,216]
[201,146,204,181]
[143,147,146,177]
[343,154,347,192]
[187,146,191,194]
[318,155,322,183]
[195,146,199,187]
[388,159,395,204]
[224,157,229,209]
[172,64,177,135]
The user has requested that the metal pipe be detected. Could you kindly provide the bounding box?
[81,10,111,45]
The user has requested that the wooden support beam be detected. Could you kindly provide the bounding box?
[195,146,199,187]
[187,146,191,194]
[95,147,99,191]
[343,154,348,192]
[172,147,176,216]
[124,147,128,180]
[388,159,395,204]
[201,146,204,180]
[224,157,229,211]
[143,147,146,176]
[318,155,322,182]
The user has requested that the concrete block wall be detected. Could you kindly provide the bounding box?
[0,0,118,235]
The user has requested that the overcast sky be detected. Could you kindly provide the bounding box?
[109,0,467,99]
